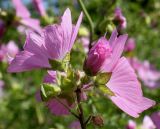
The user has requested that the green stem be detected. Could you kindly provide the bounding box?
[76,88,86,129]
[78,0,94,49]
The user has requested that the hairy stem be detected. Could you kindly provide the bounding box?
[76,88,86,129]
[77,0,94,49]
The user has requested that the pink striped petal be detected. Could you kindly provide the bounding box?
[109,29,118,48]
[102,34,128,72]
[69,12,83,50]
[61,8,72,55]
[107,57,155,117]
[8,51,50,72]
[24,31,47,56]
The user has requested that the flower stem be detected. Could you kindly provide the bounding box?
[77,0,94,49]
[76,88,86,129]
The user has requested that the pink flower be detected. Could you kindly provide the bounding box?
[114,7,127,29]
[42,70,73,116]
[142,116,156,129]
[84,29,128,75]
[32,0,46,16]
[12,0,42,32]
[126,120,136,129]
[129,58,160,89]
[151,112,160,129]
[0,41,19,63]
[43,9,83,60]
[8,8,83,72]
[106,57,155,117]
[124,38,136,52]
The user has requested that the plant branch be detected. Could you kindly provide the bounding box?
[75,88,86,129]
[78,0,94,49]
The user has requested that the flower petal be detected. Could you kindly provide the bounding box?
[46,99,71,116]
[24,31,47,56]
[69,12,83,50]
[12,0,30,18]
[43,70,56,83]
[109,29,118,48]
[102,34,128,72]
[151,112,160,129]
[8,51,50,72]
[107,57,155,117]
[60,8,72,55]
[21,18,42,33]
[44,25,63,59]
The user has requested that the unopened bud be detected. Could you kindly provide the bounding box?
[92,115,104,127]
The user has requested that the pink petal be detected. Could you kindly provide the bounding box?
[21,18,42,33]
[44,25,63,59]
[151,112,160,129]
[12,0,30,18]
[23,31,47,56]
[102,34,128,72]
[46,99,71,116]
[43,70,56,83]
[107,57,155,117]
[8,51,50,72]
[109,29,118,48]
[69,12,83,50]
[32,0,46,16]
[60,8,72,55]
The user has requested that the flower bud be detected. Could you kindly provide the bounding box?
[92,115,104,127]
[124,38,135,52]
[84,38,112,76]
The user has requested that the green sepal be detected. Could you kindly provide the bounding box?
[98,85,115,96]
[40,83,61,101]
[49,53,70,72]
[95,73,111,85]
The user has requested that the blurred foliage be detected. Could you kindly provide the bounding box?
[0,0,160,129]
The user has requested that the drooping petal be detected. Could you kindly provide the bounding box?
[12,0,30,18]
[107,57,155,117]
[43,70,56,83]
[69,12,83,50]
[102,34,128,72]
[8,51,50,72]
[46,99,71,116]
[151,112,160,129]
